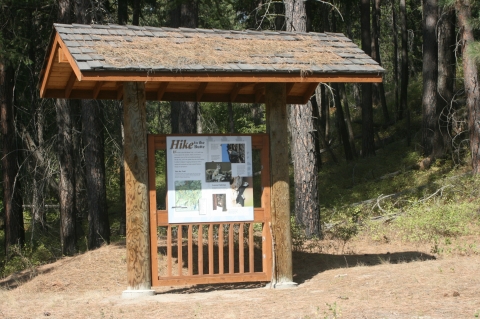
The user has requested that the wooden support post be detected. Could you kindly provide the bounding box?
[265,83,297,288]
[122,81,154,298]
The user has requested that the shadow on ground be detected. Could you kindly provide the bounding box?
[293,250,435,284]
[156,250,435,294]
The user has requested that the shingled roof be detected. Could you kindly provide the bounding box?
[39,24,384,104]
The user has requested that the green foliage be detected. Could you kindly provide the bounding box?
[395,201,477,242]
[291,216,307,251]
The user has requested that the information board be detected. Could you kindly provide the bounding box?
[166,136,254,223]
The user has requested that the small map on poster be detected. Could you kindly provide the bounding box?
[166,136,254,223]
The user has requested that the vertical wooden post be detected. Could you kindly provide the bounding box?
[265,83,296,288]
[122,82,154,298]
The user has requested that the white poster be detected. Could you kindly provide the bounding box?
[166,136,254,223]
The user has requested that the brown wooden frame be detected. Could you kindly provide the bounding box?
[148,134,272,286]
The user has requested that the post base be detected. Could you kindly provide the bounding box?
[122,289,155,298]
[267,281,298,289]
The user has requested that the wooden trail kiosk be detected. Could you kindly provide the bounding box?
[39,24,383,297]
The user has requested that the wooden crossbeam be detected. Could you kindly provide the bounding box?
[196,82,208,101]
[93,81,105,99]
[116,83,124,100]
[254,83,265,103]
[157,82,169,100]
[286,83,295,95]
[302,82,319,104]
[229,83,251,102]
[64,72,77,98]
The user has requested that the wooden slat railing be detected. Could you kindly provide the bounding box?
[148,134,272,287]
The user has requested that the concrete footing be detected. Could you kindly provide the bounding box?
[266,281,298,289]
[122,289,155,299]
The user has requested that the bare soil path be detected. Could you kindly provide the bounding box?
[1,240,479,319]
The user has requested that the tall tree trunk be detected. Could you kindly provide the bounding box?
[340,83,358,157]
[132,0,141,26]
[371,0,390,124]
[1,61,25,257]
[392,0,400,121]
[118,0,128,24]
[75,0,110,249]
[285,0,320,238]
[56,99,76,256]
[169,0,198,134]
[57,0,77,256]
[437,7,456,155]
[361,0,375,157]
[82,100,110,248]
[331,13,355,160]
[310,94,322,168]
[311,89,337,163]
[422,0,439,160]
[228,102,235,133]
[118,103,126,236]
[27,8,46,235]
[400,0,410,143]
[456,0,480,174]
[71,100,86,238]
[333,84,354,161]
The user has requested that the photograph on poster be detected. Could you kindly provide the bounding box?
[174,180,202,212]
[230,176,253,207]
[222,144,245,163]
[205,162,232,182]
[212,194,227,211]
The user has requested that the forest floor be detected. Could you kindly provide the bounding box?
[1,237,479,319]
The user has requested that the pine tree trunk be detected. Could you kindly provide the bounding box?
[285,0,320,238]
[118,103,126,236]
[1,60,25,256]
[82,100,110,249]
[392,0,400,121]
[400,0,409,143]
[169,0,198,134]
[333,84,354,161]
[437,7,456,155]
[228,102,235,133]
[422,0,439,159]
[456,0,480,174]
[340,83,357,157]
[57,0,77,256]
[118,0,128,24]
[361,0,375,157]
[371,0,390,124]
[56,98,77,256]
[132,0,141,26]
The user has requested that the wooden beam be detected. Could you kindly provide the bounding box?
[254,83,265,103]
[229,83,241,102]
[122,81,153,296]
[157,82,169,100]
[80,72,384,84]
[265,83,295,287]
[302,82,319,104]
[64,72,77,98]
[196,82,208,102]
[93,81,105,99]
[39,36,60,98]
[286,83,295,95]
[116,83,124,100]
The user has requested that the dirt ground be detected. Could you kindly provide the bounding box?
[1,238,479,319]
